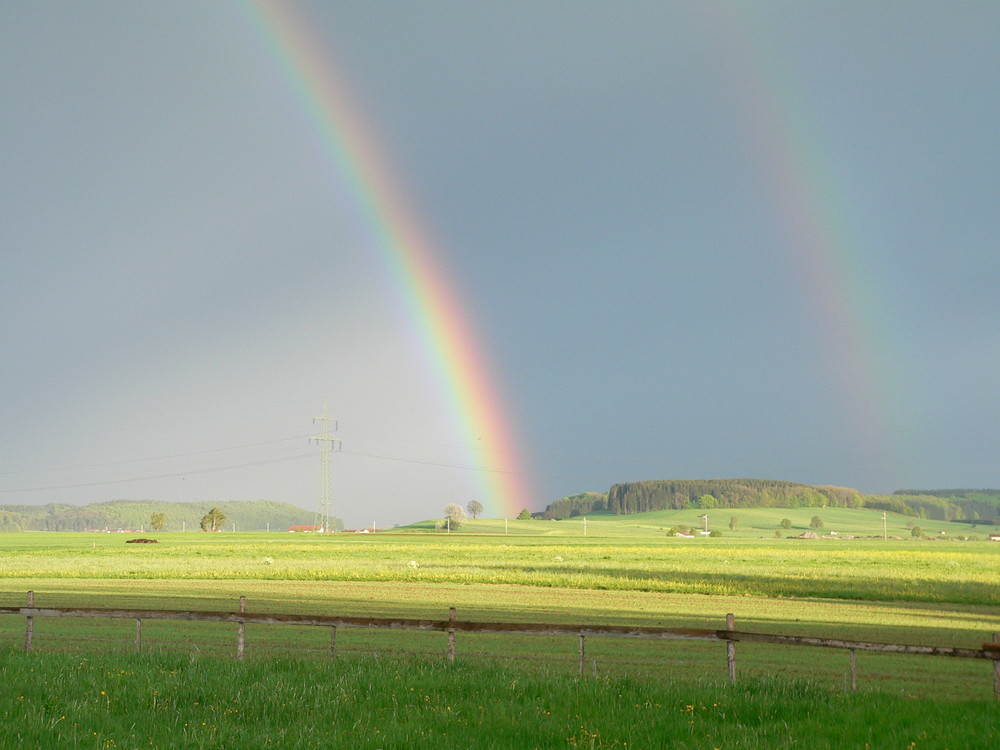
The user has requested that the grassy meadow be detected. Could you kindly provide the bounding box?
[0,509,998,746]
[1,649,997,750]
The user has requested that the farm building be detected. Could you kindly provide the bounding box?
[288,525,323,533]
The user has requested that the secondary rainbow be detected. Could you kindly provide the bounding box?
[705,4,908,483]
[243,0,532,518]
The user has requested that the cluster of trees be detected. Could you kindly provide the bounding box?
[605,479,862,515]
[146,509,225,532]
[538,492,608,520]
[0,512,24,532]
[886,489,1000,522]
[435,501,533,530]
[436,503,467,531]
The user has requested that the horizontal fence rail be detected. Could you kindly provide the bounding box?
[716,630,995,660]
[4,592,999,699]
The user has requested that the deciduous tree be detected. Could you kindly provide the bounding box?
[443,503,466,530]
[200,507,226,532]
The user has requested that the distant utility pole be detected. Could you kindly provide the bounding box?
[311,398,342,533]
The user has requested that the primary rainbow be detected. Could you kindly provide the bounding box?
[243,0,532,518]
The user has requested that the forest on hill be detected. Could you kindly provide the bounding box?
[0,499,322,532]
[539,480,1000,524]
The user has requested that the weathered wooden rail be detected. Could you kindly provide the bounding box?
[3,592,998,699]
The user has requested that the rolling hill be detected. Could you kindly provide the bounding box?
[0,499,323,532]
[539,479,1000,524]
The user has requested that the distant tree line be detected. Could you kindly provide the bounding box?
[872,491,1000,523]
[539,481,1000,523]
[0,499,324,532]
[606,479,863,515]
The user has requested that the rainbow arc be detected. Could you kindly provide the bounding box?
[244,0,533,518]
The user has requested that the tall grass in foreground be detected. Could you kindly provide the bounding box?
[1,649,996,749]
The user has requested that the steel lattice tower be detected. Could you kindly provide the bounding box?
[311,398,341,532]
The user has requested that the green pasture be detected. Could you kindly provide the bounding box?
[2,649,995,750]
[411,505,992,539]
[0,523,998,704]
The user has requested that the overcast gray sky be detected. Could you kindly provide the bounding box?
[3,1,998,528]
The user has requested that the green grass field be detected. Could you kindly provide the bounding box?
[1,513,998,746]
[1,649,996,749]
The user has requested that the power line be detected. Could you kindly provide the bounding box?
[340,449,526,475]
[0,434,314,477]
[0,452,315,493]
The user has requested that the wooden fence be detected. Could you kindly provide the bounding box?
[4,591,999,699]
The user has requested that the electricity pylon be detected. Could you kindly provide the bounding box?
[311,398,341,533]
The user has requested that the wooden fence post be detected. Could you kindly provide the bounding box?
[726,613,736,683]
[330,626,337,658]
[447,607,456,663]
[135,619,143,655]
[237,596,247,661]
[994,632,999,702]
[579,635,586,677]
[24,591,34,652]
[849,648,857,692]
